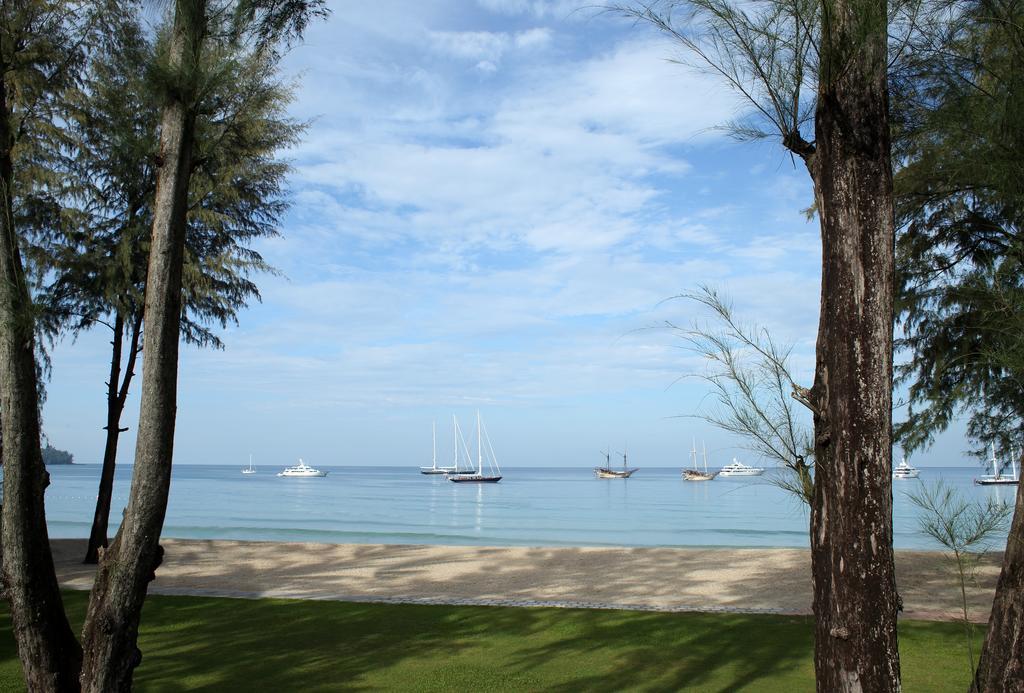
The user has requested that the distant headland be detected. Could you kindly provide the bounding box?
[42,445,73,465]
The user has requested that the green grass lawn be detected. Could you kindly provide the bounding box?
[0,591,981,691]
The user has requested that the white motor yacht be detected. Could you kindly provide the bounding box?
[718,458,764,477]
[277,458,328,477]
[892,457,920,479]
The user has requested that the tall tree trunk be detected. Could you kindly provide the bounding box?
[972,458,1024,692]
[84,310,143,565]
[805,0,901,688]
[80,2,205,690]
[0,74,83,691]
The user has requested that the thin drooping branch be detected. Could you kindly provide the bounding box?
[668,286,815,504]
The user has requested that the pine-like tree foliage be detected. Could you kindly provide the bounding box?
[0,2,104,689]
[893,0,1024,465]
[0,1,325,687]
[41,8,301,350]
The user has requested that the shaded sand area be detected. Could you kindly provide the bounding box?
[50,539,1001,622]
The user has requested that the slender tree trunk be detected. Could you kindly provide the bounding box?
[971,465,1024,692]
[84,311,143,564]
[0,74,82,691]
[80,3,205,690]
[804,0,901,689]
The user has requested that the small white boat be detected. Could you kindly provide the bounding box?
[892,457,919,479]
[683,439,716,481]
[975,444,1019,486]
[242,454,256,475]
[277,458,328,477]
[718,458,764,477]
[420,421,459,475]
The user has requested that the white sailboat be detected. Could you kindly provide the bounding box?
[683,440,717,481]
[242,454,256,475]
[448,411,501,483]
[420,421,458,475]
[975,444,1020,486]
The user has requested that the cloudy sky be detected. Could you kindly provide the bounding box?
[42,0,964,468]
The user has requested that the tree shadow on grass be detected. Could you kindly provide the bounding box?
[2,591,810,692]
[0,592,981,691]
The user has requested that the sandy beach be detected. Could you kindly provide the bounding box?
[49,538,1001,622]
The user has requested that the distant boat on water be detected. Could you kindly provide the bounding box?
[892,457,920,480]
[277,459,327,478]
[975,444,1019,486]
[683,440,717,481]
[718,459,764,477]
[447,411,501,483]
[242,454,256,475]
[595,447,636,479]
[420,421,459,475]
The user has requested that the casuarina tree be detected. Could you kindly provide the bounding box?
[44,8,299,565]
[618,0,906,687]
[0,1,326,690]
[889,0,1024,688]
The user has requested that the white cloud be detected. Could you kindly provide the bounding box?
[42,0,834,468]
[428,27,552,73]
[429,30,510,61]
[514,27,552,48]
[476,0,586,19]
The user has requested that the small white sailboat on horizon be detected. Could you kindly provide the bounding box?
[242,454,256,475]
[420,421,459,475]
[975,444,1020,486]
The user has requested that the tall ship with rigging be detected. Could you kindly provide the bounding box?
[595,447,637,478]
[683,440,717,481]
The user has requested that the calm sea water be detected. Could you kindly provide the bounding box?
[42,464,1014,550]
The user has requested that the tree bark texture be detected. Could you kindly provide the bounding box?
[84,311,142,565]
[0,75,83,691]
[972,465,1024,692]
[80,3,205,690]
[806,0,901,689]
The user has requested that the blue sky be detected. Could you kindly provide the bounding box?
[42,0,966,468]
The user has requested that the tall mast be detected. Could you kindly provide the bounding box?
[453,415,458,471]
[691,438,697,470]
[432,421,437,470]
[477,410,482,473]
[992,442,999,478]
[702,442,709,473]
